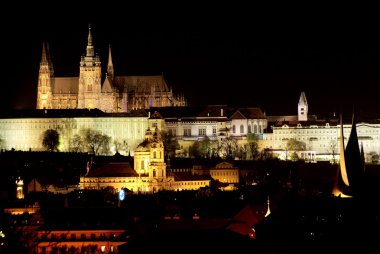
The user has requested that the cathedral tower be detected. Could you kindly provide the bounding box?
[78,25,102,109]
[36,42,54,109]
[298,91,308,121]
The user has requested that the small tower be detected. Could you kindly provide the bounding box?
[78,24,101,109]
[298,91,308,121]
[149,128,166,178]
[36,42,54,109]
[16,177,24,199]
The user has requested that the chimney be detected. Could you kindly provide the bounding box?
[221,108,224,117]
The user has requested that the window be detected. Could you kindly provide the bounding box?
[141,160,145,169]
[240,125,244,134]
[198,128,206,136]
[152,122,157,128]
[254,125,257,133]
[259,125,262,133]
[232,125,236,133]
[248,125,252,133]
[88,84,92,91]
[168,128,176,136]
[153,151,156,159]
[212,127,216,135]
[153,169,156,177]
[184,128,191,136]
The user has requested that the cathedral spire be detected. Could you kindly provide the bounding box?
[41,42,48,64]
[86,24,94,57]
[107,44,114,78]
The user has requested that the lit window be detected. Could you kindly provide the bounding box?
[184,129,191,136]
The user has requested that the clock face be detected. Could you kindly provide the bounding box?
[119,189,125,201]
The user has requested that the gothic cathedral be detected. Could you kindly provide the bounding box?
[36,25,186,112]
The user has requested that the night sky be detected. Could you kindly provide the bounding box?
[2,6,380,118]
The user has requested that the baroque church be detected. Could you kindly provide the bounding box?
[36,25,186,112]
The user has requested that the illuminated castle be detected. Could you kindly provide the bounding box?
[36,25,186,112]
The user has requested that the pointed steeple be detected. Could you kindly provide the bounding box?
[86,24,94,57]
[360,143,365,171]
[265,196,271,217]
[107,44,114,78]
[339,114,350,187]
[345,113,364,194]
[41,42,48,64]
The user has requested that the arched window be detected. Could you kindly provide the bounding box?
[254,124,258,133]
[248,124,252,133]
[160,151,162,159]
[141,160,145,170]
[153,169,156,177]
[259,125,262,133]
[232,125,236,133]
[153,151,156,159]
[240,125,244,134]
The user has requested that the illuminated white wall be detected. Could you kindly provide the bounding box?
[0,116,148,155]
[262,122,380,160]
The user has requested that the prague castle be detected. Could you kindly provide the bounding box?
[36,25,186,112]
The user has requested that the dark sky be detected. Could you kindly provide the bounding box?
[2,6,380,118]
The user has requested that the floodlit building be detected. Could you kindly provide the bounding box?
[36,25,186,112]
[79,128,211,193]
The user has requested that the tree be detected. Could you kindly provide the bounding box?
[328,140,338,164]
[69,134,84,153]
[0,135,4,149]
[286,138,306,151]
[199,136,211,158]
[259,148,273,160]
[42,129,60,152]
[189,141,201,158]
[81,129,111,155]
[219,137,238,159]
[114,139,129,155]
[161,131,180,158]
[247,133,259,160]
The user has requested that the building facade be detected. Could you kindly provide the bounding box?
[79,128,211,193]
[264,92,380,162]
[36,25,186,112]
[0,109,148,155]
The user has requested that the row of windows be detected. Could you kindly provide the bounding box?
[212,171,238,176]
[41,232,118,240]
[232,124,262,134]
